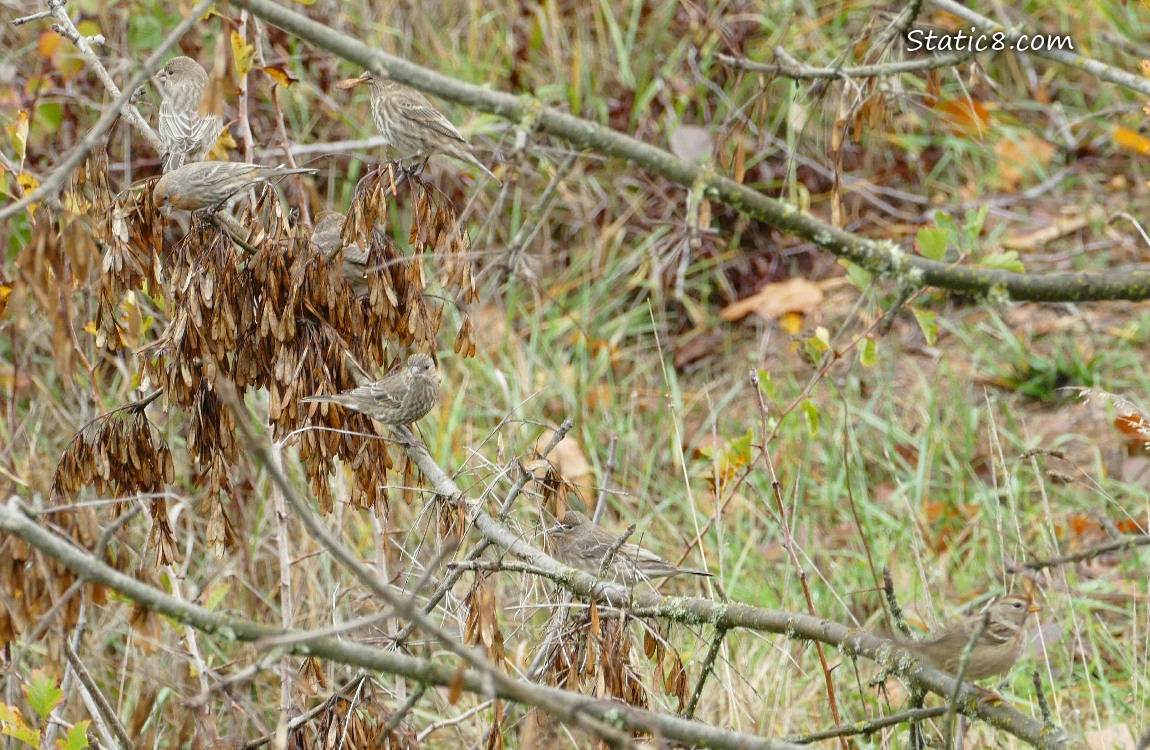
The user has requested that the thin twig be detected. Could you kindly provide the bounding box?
[750,369,849,750]
[944,612,991,750]
[234,0,1150,304]
[682,624,726,719]
[1013,534,1150,571]
[0,1,209,222]
[786,706,947,745]
[388,420,573,647]
[715,48,974,79]
[498,151,579,285]
[62,639,136,750]
[17,0,162,152]
[0,493,1064,750]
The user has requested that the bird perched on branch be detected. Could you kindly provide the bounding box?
[310,211,372,295]
[339,72,499,183]
[547,510,713,585]
[155,56,223,172]
[884,595,1040,681]
[153,161,317,213]
[302,353,440,425]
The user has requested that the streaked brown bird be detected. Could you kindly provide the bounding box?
[153,161,317,213]
[885,595,1040,681]
[547,510,713,585]
[341,73,499,183]
[155,56,223,172]
[302,353,440,425]
[310,211,371,295]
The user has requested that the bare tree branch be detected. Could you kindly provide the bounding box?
[232,0,1150,304]
[392,426,1070,750]
[0,496,808,750]
[0,0,210,223]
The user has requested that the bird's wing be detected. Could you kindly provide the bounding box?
[396,97,467,144]
[159,102,221,158]
[365,378,408,408]
[618,542,669,567]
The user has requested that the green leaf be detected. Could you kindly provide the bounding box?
[57,720,89,750]
[203,582,232,611]
[961,205,989,248]
[911,307,938,346]
[801,399,819,438]
[915,227,949,260]
[840,259,871,289]
[859,336,878,367]
[977,251,1025,273]
[729,427,754,462]
[128,16,164,50]
[24,669,64,719]
[756,368,775,400]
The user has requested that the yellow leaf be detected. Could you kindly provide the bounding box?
[15,173,39,213]
[6,110,28,162]
[37,30,60,59]
[230,30,255,79]
[779,311,803,334]
[260,65,297,88]
[1113,125,1150,156]
[82,320,98,336]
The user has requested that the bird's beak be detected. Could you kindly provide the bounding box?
[335,75,371,90]
[1027,602,1041,613]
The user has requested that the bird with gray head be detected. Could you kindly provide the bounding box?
[302,353,440,425]
[547,510,713,585]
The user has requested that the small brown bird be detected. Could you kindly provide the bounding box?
[547,510,713,585]
[887,595,1040,681]
[155,56,223,172]
[310,211,371,295]
[302,353,440,425]
[153,161,317,213]
[342,73,499,183]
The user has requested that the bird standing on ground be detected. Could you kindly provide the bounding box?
[547,510,713,585]
[310,211,372,295]
[155,56,223,172]
[340,72,499,183]
[153,161,318,213]
[302,353,440,425]
[886,595,1040,681]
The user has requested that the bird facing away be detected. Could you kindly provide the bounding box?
[548,510,713,585]
[343,73,499,183]
[888,595,1040,681]
[156,56,223,172]
[302,353,440,425]
[153,161,317,213]
[310,211,371,295]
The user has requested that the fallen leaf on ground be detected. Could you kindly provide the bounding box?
[720,277,847,322]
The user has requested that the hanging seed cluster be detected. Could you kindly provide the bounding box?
[39,155,480,543]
